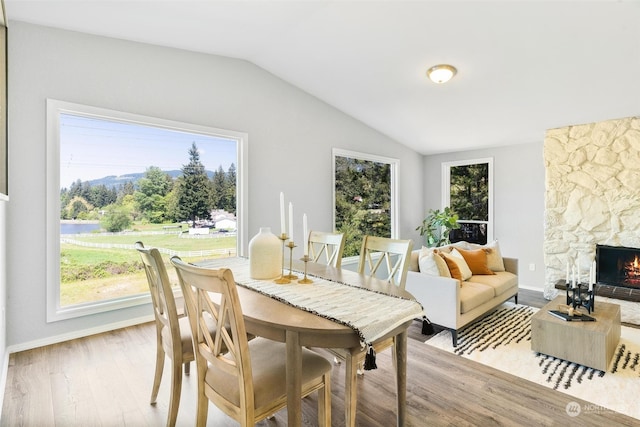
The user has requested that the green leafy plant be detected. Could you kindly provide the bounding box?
[416,207,461,247]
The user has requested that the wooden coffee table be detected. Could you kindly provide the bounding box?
[531,296,621,371]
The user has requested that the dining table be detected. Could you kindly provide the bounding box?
[196,257,423,427]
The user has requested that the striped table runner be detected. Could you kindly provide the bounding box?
[197,257,424,347]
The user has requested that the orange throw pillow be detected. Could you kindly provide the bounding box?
[439,252,463,280]
[457,248,495,275]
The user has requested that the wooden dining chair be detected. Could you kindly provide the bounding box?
[329,235,413,427]
[170,256,332,427]
[308,230,346,268]
[357,235,414,289]
[135,241,195,427]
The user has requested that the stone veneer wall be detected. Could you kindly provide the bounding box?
[543,116,640,324]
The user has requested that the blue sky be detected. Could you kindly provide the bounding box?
[59,113,238,189]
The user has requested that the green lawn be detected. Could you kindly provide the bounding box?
[60,225,236,306]
[69,232,235,252]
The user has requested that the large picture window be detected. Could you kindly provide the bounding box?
[46,99,248,321]
[333,149,398,258]
[442,158,493,245]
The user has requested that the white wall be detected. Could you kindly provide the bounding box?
[6,22,424,349]
[0,200,7,384]
[423,142,546,291]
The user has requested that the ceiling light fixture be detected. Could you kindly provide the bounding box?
[427,64,457,84]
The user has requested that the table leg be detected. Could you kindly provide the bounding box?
[286,330,302,427]
[395,331,407,426]
[345,352,357,427]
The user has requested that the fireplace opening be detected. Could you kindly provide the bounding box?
[596,244,640,290]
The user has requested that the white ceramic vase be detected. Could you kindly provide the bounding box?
[249,227,282,279]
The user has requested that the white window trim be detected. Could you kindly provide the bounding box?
[441,157,494,243]
[332,148,399,265]
[46,99,248,322]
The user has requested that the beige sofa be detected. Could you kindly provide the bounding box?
[405,241,518,346]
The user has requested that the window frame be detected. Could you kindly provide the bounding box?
[46,99,248,322]
[441,157,494,244]
[332,148,399,262]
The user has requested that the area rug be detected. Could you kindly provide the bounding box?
[425,303,640,420]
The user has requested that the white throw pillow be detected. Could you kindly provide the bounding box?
[419,247,451,278]
[449,248,473,281]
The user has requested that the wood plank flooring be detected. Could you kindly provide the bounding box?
[2,289,638,426]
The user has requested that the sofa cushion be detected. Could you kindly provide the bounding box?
[409,249,420,272]
[418,248,451,278]
[456,248,495,275]
[467,271,518,297]
[459,282,495,314]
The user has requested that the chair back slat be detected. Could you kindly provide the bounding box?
[308,230,346,268]
[357,235,413,289]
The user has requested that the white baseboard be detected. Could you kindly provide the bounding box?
[6,314,155,354]
[518,284,545,293]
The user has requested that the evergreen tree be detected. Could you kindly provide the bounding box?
[450,163,488,221]
[117,181,136,203]
[334,157,391,257]
[225,163,237,214]
[174,142,212,224]
[210,165,226,210]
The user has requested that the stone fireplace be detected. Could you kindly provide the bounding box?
[543,115,640,324]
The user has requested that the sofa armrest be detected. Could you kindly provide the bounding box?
[503,257,518,276]
[405,270,460,329]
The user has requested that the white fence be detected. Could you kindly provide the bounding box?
[61,230,237,239]
[61,238,237,258]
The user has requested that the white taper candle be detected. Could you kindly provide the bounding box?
[288,202,294,242]
[303,214,308,256]
[280,192,285,236]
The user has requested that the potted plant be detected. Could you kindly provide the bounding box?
[416,207,460,247]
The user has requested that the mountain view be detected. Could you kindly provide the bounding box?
[82,170,216,189]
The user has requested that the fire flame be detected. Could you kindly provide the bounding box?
[627,255,640,281]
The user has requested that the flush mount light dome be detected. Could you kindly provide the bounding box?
[427,64,457,84]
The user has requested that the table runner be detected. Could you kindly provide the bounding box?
[197,257,424,348]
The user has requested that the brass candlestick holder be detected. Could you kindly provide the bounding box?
[285,241,299,280]
[274,233,291,284]
[298,255,313,284]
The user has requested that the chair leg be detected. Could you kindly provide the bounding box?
[184,361,190,376]
[514,293,518,305]
[344,354,358,427]
[167,359,183,427]
[195,383,209,427]
[451,330,458,347]
[150,344,165,405]
[318,373,331,427]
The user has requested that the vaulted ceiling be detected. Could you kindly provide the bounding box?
[6,1,640,155]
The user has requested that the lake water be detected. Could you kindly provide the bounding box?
[60,223,102,234]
